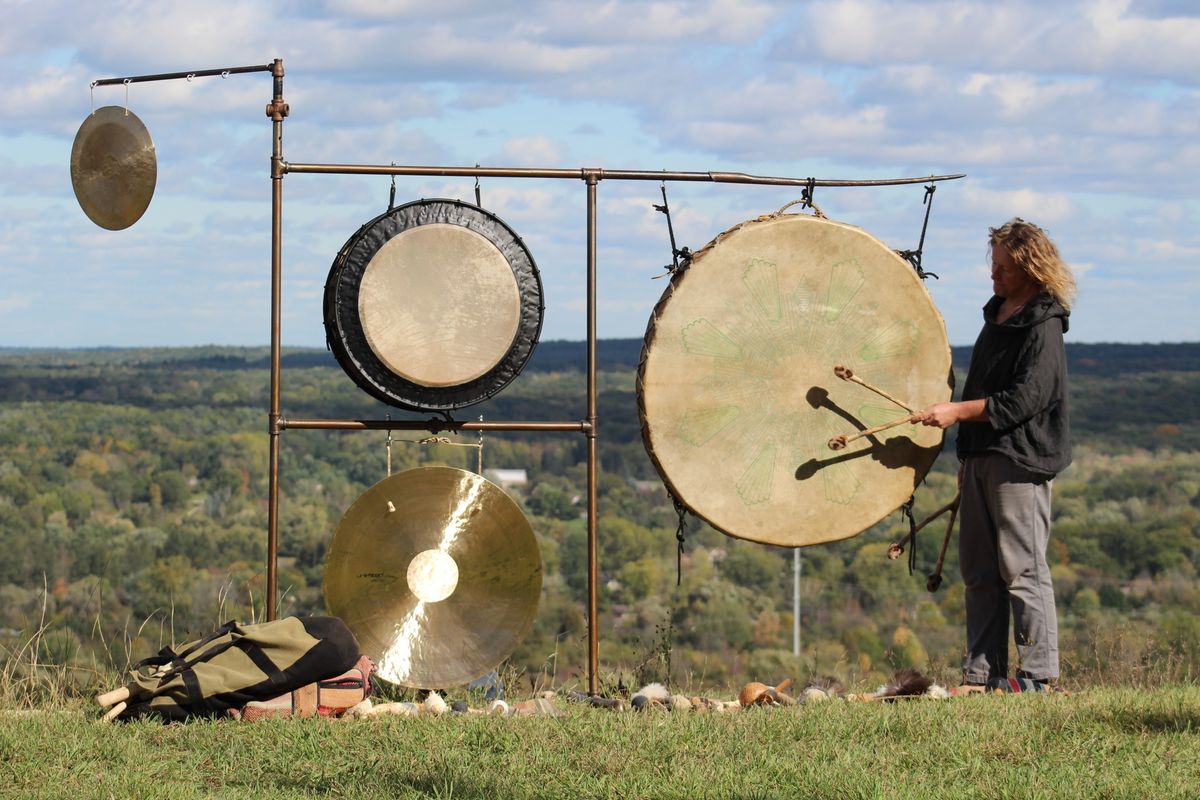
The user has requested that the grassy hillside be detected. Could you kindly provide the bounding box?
[1,686,1198,799]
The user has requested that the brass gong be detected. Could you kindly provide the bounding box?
[323,467,542,688]
[70,106,157,230]
[324,199,544,412]
[637,212,953,548]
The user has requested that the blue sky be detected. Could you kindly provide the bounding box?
[1,0,1197,348]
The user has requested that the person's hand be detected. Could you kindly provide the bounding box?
[913,402,960,429]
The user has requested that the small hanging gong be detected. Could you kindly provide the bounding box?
[70,106,157,230]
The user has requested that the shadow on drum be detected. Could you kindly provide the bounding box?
[795,385,941,488]
[804,385,859,427]
[794,437,941,483]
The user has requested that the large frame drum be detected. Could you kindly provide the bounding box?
[324,199,544,412]
[637,212,953,547]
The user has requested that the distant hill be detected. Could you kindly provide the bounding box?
[3,340,1197,377]
[527,340,1200,376]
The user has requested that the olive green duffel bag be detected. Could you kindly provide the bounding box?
[97,616,361,722]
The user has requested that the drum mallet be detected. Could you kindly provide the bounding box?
[96,673,160,721]
[887,496,958,560]
[926,495,960,593]
[833,365,914,412]
[827,414,917,451]
[94,684,134,723]
[99,701,127,723]
[96,685,131,708]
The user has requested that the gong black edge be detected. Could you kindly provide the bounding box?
[324,199,545,412]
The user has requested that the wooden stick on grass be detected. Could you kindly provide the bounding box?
[99,701,127,723]
[95,685,131,708]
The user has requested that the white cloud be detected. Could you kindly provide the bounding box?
[572,0,777,43]
[1072,260,1097,279]
[958,74,1100,120]
[0,295,32,313]
[788,1,1200,83]
[1,0,1198,345]
[1136,239,1200,260]
[497,136,565,167]
[962,185,1076,223]
[323,0,482,17]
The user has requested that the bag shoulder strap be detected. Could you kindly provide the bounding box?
[132,620,240,672]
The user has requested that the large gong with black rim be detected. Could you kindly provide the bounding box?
[324,199,544,411]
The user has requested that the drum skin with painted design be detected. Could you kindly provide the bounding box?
[324,199,544,412]
[637,212,953,547]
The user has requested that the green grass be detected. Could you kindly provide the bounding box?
[2,686,1198,799]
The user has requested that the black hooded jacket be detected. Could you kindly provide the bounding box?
[956,292,1071,477]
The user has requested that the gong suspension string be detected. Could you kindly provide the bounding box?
[475,167,482,208]
[388,165,397,211]
[379,419,482,474]
[896,183,939,280]
[476,416,484,474]
[385,424,393,477]
[390,431,484,472]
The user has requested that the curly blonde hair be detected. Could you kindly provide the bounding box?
[988,218,1077,309]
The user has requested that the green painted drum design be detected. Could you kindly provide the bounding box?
[637,213,953,547]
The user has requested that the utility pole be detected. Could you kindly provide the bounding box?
[792,548,801,657]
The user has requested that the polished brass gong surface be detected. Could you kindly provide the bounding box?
[323,467,542,688]
[70,106,157,230]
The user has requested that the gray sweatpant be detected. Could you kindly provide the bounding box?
[959,453,1059,682]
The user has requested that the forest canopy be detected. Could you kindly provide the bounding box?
[1,341,1197,688]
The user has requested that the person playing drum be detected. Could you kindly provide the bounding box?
[914,218,1075,690]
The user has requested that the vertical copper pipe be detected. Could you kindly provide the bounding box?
[265,58,286,621]
[585,173,599,694]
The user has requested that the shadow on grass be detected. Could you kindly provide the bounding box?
[1104,708,1199,735]
[236,773,551,799]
